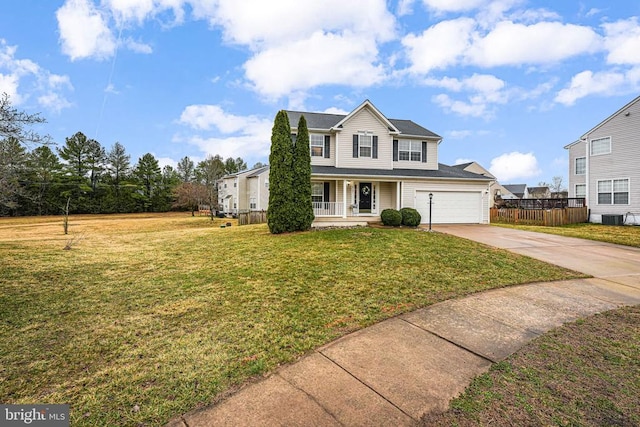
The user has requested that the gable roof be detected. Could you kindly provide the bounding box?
[286,101,441,140]
[246,165,269,178]
[452,161,496,179]
[503,184,527,196]
[579,94,640,139]
[527,186,549,193]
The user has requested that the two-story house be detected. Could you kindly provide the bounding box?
[217,166,270,215]
[286,100,493,225]
[565,94,640,225]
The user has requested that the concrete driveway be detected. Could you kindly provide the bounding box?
[436,225,640,289]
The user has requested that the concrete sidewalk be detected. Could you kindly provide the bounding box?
[167,226,640,427]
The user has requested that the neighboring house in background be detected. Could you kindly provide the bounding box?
[493,183,518,201]
[452,162,499,207]
[565,94,640,225]
[503,184,528,199]
[284,100,493,225]
[527,186,551,199]
[217,166,270,215]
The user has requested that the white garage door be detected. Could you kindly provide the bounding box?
[415,191,482,224]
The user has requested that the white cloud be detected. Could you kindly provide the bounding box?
[244,31,385,98]
[489,151,541,182]
[602,18,640,65]
[104,0,186,25]
[420,0,485,13]
[554,68,640,105]
[433,93,488,117]
[467,21,601,67]
[156,156,178,169]
[427,74,508,117]
[124,38,153,54]
[0,39,73,111]
[203,0,395,48]
[397,0,416,16]
[402,18,475,74]
[177,104,272,161]
[56,0,116,61]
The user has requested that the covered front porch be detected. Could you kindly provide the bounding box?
[311,179,401,220]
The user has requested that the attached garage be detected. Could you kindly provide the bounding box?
[415,190,482,224]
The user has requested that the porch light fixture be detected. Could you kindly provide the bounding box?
[428,193,433,232]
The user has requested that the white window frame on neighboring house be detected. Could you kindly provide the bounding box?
[575,157,586,175]
[590,136,611,156]
[265,180,269,188]
[311,182,324,203]
[249,198,256,209]
[310,134,324,157]
[359,132,372,158]
[575,183,586,198]
[398,140,422,162]
[597,178,629,205]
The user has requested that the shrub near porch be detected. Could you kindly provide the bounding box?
[0,214,584,426]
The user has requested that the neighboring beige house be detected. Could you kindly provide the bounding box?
[527,186,551,199]
[452,162,499,207]
[284,100,493,225]
[218,166,270,215]
[565,94,640,225]
[503,184,528,199]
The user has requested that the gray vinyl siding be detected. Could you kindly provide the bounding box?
[568,141,586,197]
[336,107,394,170]
[585,98,640,219]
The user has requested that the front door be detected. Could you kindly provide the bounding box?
[359,182,372,213]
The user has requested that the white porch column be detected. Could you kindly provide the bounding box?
[342,179,348,218]
[396,181,402,209]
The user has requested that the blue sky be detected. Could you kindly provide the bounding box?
[1,0,640,186]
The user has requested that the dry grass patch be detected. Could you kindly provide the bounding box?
[0,214,584,426]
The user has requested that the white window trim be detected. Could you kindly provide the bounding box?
[311,182,324,203]
[310,134,324,157]
[398,140,422,162]
[590,136,611,156]
[575,183,586,199]
[575,157,586,175]
[358,132,372,158]
[596,178,629,205]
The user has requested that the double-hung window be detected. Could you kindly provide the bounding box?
[591,137,611,156]
[359,133,372,158]
[399,140,422,161]
[575,157,586,175]
[575,184,586,198]
[597,179,629,204]
[311,182,324,204]
[310,134,324,157]
[249,198,256,209]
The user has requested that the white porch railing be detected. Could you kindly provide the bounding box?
[313,202,344,217]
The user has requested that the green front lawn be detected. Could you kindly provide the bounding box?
[422,305,640,426]
[495,222,640,248]
[0,214,584,426]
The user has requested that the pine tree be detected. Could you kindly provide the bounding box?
[292,115,314,230]
[267,110,293,234]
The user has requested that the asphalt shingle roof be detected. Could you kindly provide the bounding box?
[285,111,440,139]
[311,165,491,181]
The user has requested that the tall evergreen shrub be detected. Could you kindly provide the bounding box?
[292,115,314,231]
[267,111,293,234]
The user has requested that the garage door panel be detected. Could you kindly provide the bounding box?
[416,191,481,224]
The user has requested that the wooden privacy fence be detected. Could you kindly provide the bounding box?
[490,207,588,226]
[238,210,267,225]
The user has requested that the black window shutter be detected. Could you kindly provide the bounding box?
[324,135,330,159]
[372,136,378,159]
[352,135,358,158]
[393,140,398,161]
[323,182,330,203]
[422,141,427,163]
[291,133,297,143]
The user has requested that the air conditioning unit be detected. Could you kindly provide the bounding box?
[601,214,624,225]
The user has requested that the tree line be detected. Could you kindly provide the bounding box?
[1,93,258,217]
